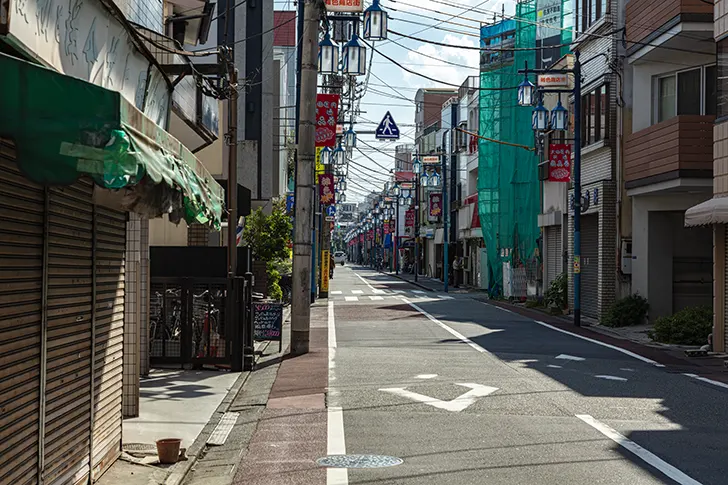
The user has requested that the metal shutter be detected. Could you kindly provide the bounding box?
[725,228,728,352]
[581,214,599,319]
[44,181,95,485]
[91,207,126,477]
[546,226,562,288]
[0,140,44,485]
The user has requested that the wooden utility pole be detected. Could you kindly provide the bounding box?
[227,64,239,275]
[291,0,320,354]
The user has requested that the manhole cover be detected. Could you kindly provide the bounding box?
[316,455,403,468]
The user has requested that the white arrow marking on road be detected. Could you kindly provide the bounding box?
[415,374,438,379]
[547,365,563,369]
[595,375,628,382]
[556,354,586,361]
[379,383,499,412]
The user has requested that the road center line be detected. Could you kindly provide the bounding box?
[403,298,490,354]
[532,320,664,367]
[327,300,348,485]
[576,414,703,485]
[354,272,378,292]
[683,373,728,391]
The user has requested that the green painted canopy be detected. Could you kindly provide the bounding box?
[0,52,224,228]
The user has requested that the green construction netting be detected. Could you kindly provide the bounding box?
[0,52,224,228]
[478,0,571,296]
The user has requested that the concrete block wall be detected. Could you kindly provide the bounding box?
[123,213,141,418]
[714,122,728,196]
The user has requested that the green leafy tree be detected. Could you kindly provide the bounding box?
[242,199,292,299]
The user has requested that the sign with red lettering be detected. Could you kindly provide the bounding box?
[315,94,339,147]
[319,174,335,205]
[538,73,568,87]
[429,193,442,218]
[548,144,572,183]
[405,209,415,227]
[325,0,362,12]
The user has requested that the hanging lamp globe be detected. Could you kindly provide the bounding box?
[320,146,333,165]
[550,98,568,131]
[412,157,422,174]
[318,31,339,75]
[363,0,388,41]
[517,76,536,106]
[429,172,441,187]
[342,33,367,76]
[531,100,549,132]
[344,125,357,148]
[333,143,346,166]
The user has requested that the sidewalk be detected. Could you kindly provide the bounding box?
[477,296,728,384]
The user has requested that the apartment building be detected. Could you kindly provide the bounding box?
[624,0,715,321]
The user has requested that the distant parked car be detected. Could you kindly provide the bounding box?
[333,251,346,265]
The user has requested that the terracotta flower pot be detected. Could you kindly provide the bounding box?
[156,438,182,464]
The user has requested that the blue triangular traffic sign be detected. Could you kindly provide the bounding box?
[375,111,400,140]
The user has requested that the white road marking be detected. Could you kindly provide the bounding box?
[327,301,348,485]
[369,296,384,301]
[379,383,499,412]
[495,306,514,314]
[411,290,426,294]
[344,296,358,302]
[372,289,385,294]
[331,291,342,295]
[594,375,628,382]
[556,354,586,362]
[620,368,636,372]
[437,295,455,300]
[351,290,363,294]
[403,298,490,354]
[576,414,703,485]
[354,272,377,292]
[683,373,728,390]
[547,365,563,369]
[534,320,664,367]
[416,374,438,379]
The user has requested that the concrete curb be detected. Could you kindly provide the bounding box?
[385,271,436,292]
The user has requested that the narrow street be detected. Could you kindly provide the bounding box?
[314,265,727,485]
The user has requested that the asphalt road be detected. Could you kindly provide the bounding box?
[326,265,728,485]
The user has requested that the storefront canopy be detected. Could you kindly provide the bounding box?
[685,196,728,227]
[0,52,224,228]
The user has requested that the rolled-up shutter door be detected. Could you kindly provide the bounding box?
[724,228,728,351]
[45,181,95,485]
[92,207,126,477]
[0,140,44,485]
[546,226,562,288]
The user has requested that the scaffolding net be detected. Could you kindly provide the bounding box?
[478,0,571,297]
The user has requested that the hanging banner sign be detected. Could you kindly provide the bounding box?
[325,0,363,13]
[319,174,336,205]
[405,209,415,227]
[315,94,340,147]
[429,193,443,218]
[421,156,439,165]
[315,147,325,175]
[548,144,572,182]
[321,250,330,292]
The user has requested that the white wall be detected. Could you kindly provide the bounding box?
[149,218,188,246]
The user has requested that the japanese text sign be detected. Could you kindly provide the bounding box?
[538,73,569,87]
[548,144,572,182]
[315,94,340,147]
[405,209,415,227]
[429,193,442,218]
[319,173,335,205]
[325,0,363,12]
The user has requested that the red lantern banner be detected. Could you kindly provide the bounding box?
[429,192,442,218]
[318,174,335,205]
[405,209,414,227]
[315,94,339,147]
[548,144,571,182]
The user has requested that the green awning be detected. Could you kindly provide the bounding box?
[0,52,224,228]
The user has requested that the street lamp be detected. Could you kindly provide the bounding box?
[550,97,568,131]
[429,171,441,187]
[340,193,346,202]
[363,0,388,41]
[320,146,332,165]
[420,172,428,187]
[333,143,346,166]
[344,125,357,148]
[393,184,401,196]
[517,74,536,106]
[531,99,549,132]
[412,157,422,175]
[342,33,366,76]
[318,31,339,75]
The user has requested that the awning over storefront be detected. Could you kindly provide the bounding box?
[685,196,728,227]
[0,52,224,228]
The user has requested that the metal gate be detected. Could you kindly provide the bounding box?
[581,214,599,318]
[546,226,562,288]
[150,278,231,366]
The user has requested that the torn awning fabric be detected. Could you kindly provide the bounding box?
[0,52,224,228]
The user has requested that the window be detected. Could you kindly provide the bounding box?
[581,84,608,146]
[577,0,607,33]
[655,65,716,123]
[717,40,728,118]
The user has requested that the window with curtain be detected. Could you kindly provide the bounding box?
[577,0,606,33]
[655,65,717,123]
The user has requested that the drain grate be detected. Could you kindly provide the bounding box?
[316,455,403,468]
[122,443,157,457]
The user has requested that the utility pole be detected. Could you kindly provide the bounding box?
[227,64,239,275]
[291,0,320,355]
[442,129,449,293]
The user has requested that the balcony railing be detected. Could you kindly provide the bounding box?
[626,0,712,47]
[624,115,714,186]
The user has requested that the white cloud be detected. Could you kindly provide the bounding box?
[402,33,480,88]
